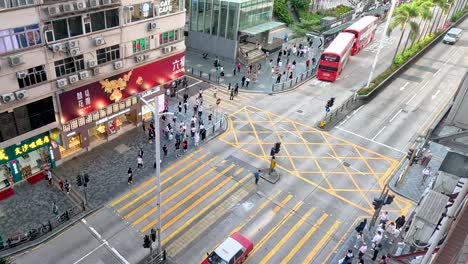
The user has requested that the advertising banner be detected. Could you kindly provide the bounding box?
[59,52,185,122]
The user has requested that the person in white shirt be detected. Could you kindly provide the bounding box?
[358,242,367,260]
[371,231,382,249]
[380,211,389,225]
[354,231,363,248]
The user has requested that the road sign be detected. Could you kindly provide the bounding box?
[216,98,221,105]
[325,107,330,113]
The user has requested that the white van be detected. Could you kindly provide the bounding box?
[443,28,462,44]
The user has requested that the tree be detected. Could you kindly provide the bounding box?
[409,0,433,48]
[290,0,310,10]
[293,19,322,37]
[387,2,420,62]
[429,0,451,34]
[0,257,13,264]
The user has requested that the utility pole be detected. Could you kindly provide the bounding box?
[421,179,468,263]
[370,184,389,229]
[361,0,397,100]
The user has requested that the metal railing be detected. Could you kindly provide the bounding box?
[186,67,220,85]
[271,67,318,92]
[0,204,83,251]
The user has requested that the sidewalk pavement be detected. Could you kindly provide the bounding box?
[185,38,321,93]
[330,142,449,263]
[0,80,225,250]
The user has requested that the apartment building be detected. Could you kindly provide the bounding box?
[0,0,186,195]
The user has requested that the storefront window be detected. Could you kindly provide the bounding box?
[89,124,107,145]
[0,164,12,190]
[60,134,82,158]
[17,147,50,179]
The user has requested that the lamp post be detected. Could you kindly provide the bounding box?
[137,94,173,253]
[359,0,397,100]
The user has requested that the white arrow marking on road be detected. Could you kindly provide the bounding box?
[400,82,409,91]
[389,109,403,123]
[372,126,386,140]
[432,90,441,100]
[419,81,429,91]
[406,94,417,105]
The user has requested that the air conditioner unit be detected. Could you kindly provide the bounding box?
[68,40,79,49]
[162,47,170,54]
[113,60,123,69]
[47,6,59,16]
[124,5,134,12]
[14,90,28,100]
[144,54,150,60]
[93,67,101,75]
[63,2,74,12]
[90,0,100,7]
[69,74,79,84]
[94,37,105,46]
[87,60,97,68]
[8,55,24,67]
[76,1,86,10]
[16,71,27,79]
[102,0,112,5]
[57,78,68,88]
[69,47,81,56]
[135,55,145,62]
[148,22,157,31]
[171,46,177,51]
[1,93,15,104]
[79,71,89,80]
[51,43,62,53]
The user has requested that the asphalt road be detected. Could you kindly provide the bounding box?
[12,19,468,264]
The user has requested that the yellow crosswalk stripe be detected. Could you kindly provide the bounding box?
[109,149,202,207]
[234,168,244,176]
[273,194,293,213]
[140,164,236,232]
[124,156,218,219]
[203,97,238,112]
[163,174,250,244]
[249,201,304,258]
[260,207,316,264]
[280,213,328,264]
[303,220,341,263]
[115,152,210,213]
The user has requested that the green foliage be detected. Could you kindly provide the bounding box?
[357,32,441,96]
[290,0,309,10]
[320,5,353,18]
[273,0,293,25]
[0,257,13,264]
[293,19,322,37]
[450,6,468,22]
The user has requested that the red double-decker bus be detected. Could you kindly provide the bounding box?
[344,16,379,55]
[317,32,355,82]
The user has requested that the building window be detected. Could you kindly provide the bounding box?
[50,16,83,41]
[0,24,41,54]
[90,9,120,32]
[17,65,47,89]
[159,29,181,45]
[128,2,154,23]
[0,0,34,9]
[96,44,120,65]
[54,55,85,78]
[132,37,150,53]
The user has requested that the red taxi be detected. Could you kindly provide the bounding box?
[202,233,253,264]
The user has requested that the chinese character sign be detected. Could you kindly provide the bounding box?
[0,133,52,165]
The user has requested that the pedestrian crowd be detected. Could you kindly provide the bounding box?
[340,212,407,264]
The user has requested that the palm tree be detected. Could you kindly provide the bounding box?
[387,2,420,61]
[411,0,433,47]
[429,0,451,34]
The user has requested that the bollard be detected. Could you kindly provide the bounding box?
[282,82,285,90]
[191,68,194,74]
[340,104,344,112]
[199,71,202,77]
[208,73,211,80]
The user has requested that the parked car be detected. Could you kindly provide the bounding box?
[202,233,253,264]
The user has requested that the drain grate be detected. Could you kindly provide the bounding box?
[342,162,350,167]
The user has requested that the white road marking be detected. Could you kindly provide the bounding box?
[372,126,386,140]
[400,82,409,91]
[389,109,403,123]
[72,243,106,264]
[337,105,364,127]
[432,90,441,100]
[433,69,441,76]
[419,81,429,91]
[335,127,405,154]
[79,219,130,264]
[406,94,417,105]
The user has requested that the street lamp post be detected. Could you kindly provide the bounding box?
[138,94,173,253]
[360,0,397,100]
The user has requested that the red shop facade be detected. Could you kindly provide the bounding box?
[56,52,185,161]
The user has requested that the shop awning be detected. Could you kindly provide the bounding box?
[239,21,285,35]
[323,22,353,36]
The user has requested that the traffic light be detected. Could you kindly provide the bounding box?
[84,174,89,187]
[274,142,281,154]
[143,235,151,248]
[329,97,335,108]
[373,198,384,210]
[407,148,414,161]
[270,147,275,157]
[385,194,395,205]
[76,175,82,186]
[150,229,157,242]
